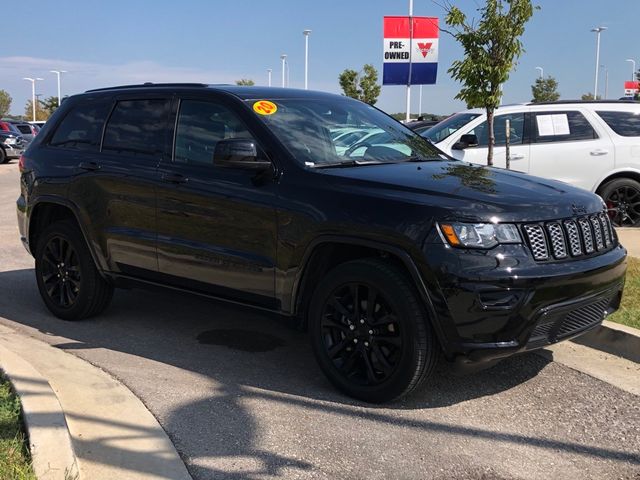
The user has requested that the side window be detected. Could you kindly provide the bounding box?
[596,111,640,137]
[469,113,525,147]
[103,99,169,157]
[532,111,597,143]
[174,100,254,165]
[49,100,112,151]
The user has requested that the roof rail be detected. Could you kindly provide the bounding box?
[529,99,640,105]
[85,82,209,93]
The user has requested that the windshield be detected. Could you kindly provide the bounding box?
[422,112,482,143]
[248,97,447,167]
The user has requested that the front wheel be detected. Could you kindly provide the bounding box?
[0,147,6,164]
[309,259,439,403]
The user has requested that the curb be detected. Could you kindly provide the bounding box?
[0,344,78,480]
[573,320,640,364]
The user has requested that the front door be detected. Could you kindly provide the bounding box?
[155,97,278,307]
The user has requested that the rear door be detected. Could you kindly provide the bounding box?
[527,109,614,191]
[155,95,278,307]
[64,94,171,277]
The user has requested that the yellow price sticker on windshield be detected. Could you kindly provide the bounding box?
[253,100,278,116]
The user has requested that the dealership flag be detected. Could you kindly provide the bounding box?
[383,16,439,85]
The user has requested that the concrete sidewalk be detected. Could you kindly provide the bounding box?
[0,324,191,480]
[617,228,640,258]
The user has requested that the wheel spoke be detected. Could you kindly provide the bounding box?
[321,314,350,333]
[370,341,393,375]
[327,338,351,359]
[329,297,350,318]
[361,349,378,383]
[366,287,377,320]
[350,284,360,318]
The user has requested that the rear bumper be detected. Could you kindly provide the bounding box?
[421,241,627,370]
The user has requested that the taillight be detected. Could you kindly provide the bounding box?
[0,122,9,131]
[18,155,26,172]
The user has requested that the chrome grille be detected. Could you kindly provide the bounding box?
[563,220,583,256]
[523,224,548,260]
[578,218,595,253]
[547,223,567,259]
[523,211,615,262]
[590,216,604,250]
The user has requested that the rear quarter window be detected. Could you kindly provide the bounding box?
[596,111,640,137]
[49,100,112,151]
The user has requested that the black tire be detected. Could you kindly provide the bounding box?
[599,178,640,227]
[35,220,114,320]
[0,147,6,164]
[309,258,438,403]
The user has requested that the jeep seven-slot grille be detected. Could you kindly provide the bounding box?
[523,212,615,261]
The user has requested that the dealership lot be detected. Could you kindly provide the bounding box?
[0,164,638,479]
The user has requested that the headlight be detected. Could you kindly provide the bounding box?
[439,222,521,249]
[4,137,17,145]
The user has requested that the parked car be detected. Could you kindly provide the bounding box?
[18,84,627,402]
[422,101,640,227]
[0,120,23,136]
[2,119,38,144]
[0,131,26,163]
[407,119,439,134]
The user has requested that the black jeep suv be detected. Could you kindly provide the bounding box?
[17,84,627,402]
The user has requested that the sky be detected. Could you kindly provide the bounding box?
[1,0,638,117]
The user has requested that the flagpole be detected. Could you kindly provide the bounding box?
[405,0,413,123]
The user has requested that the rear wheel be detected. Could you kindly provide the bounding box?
[600,178,640,227]
[35,220,113,320]
[309,258,438,403]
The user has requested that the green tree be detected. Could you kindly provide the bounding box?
[531,76,560,102]
[41,96,59,117]
[235,79,255,86]
[0,90,11,118]
[338,64,381,105]
[23,100,49,121]
[581,93,600,101]
[442,0,537,166]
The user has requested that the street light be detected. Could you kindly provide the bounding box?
[626,59,637,81]
[280,54,287,88]
[600,64,609,99]
[535,66,544,79]
[267,69,272,87]
[591,27,607,99]
[23,77,44,122]
[303,29,312,90]
[50,70,67,107]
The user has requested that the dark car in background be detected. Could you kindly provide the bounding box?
[407,118,439,134]
[0,131,25,163]
[17,84,627,402]
[1,119,38,145]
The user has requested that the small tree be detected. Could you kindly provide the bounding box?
[236,79,255,86]
[338,64,381,105]
[41,96,59,117]
[0,90,11,118]
[442,0,537,166]
[24,100,49,121]
[581,93,600,101]
[531,76,560,102]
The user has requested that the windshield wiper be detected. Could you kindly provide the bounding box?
[311,159,385,169]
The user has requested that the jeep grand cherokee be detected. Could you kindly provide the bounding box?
[17,84,627,402]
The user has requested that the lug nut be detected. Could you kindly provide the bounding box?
[349,325,355,331]
[368,330,373,335]
[360,319,365,324]
[364,341,369,347]
[353,338,358,344]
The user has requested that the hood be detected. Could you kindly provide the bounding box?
[318,160,604,223]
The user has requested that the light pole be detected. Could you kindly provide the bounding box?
[600,65,609,99]
[23,77,44,122]
[50,70,67,107]
[591,27,607,99]
[303,29,311,90]
[626,59,637,81]
[267,69,272,87]
[280,54,287,88]
[405,0,414,123]
[535,66,543,79]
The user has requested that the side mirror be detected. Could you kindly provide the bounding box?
[213,139,271,171]
[452,133,479,150]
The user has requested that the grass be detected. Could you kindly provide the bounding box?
[0,373,36,480]
[608,256,640,330]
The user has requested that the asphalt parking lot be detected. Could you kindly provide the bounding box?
[0,163,638,480]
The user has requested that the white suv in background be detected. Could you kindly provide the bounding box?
[423,101,640,226]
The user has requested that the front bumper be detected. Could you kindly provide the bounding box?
[2,144,24,159]
[421,240,627,370]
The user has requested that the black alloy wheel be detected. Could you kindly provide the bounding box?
[320,282,402,386]
[601,178,640,227]
[310,259,438,403]
[40,235,82,308]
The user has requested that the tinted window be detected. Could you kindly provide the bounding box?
[16,125,32,134]
[596,111,640,137]
[532,111,597,143]
[174,100,254,165]
[468,113,525,147]
[50,100,112,150]
[422,113,482,143]
[103,99,169,156]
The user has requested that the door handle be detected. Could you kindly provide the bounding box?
[510,154,525,160]
[161,172,188,184]
[78,161,100,171]
[590,149,609,156]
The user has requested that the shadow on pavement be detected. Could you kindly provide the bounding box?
[0,268,637,478]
